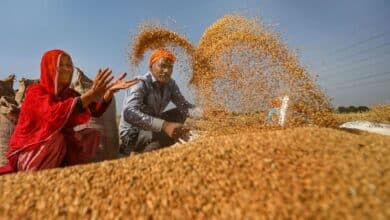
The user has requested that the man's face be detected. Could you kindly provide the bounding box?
[150,57,174,84]
[57,54,73,94]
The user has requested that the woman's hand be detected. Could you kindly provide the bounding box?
[89,68,114,99]
[80,68,113,108]
[80,69,139,108]
[103,73,140,101]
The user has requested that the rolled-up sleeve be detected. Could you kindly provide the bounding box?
[122,82,165,132]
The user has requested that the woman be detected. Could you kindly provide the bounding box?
[0,49,138,173]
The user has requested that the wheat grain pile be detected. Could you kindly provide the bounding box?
[0,127,389,219]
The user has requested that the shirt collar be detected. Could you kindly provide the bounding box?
[147,71,158,83]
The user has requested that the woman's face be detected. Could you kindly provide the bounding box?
[57,54,73,94]
[150,57,174,84]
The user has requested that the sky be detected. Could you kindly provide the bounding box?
[1,0,389,111]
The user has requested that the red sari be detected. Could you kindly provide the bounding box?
[0,49,109,174]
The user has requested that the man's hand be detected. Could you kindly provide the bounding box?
[162,121,189,139]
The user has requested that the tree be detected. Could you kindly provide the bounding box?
[338,106,347,113]
[348,106,357,113]
[357,106,369,112]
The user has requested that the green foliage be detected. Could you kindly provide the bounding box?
[337,105,370,113]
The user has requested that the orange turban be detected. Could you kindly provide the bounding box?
[149,49,176,65]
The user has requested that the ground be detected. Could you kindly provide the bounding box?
[0,106,389,219]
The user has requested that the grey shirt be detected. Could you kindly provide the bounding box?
[119,72,194,138]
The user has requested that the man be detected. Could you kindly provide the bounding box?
[119,49,202,155]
